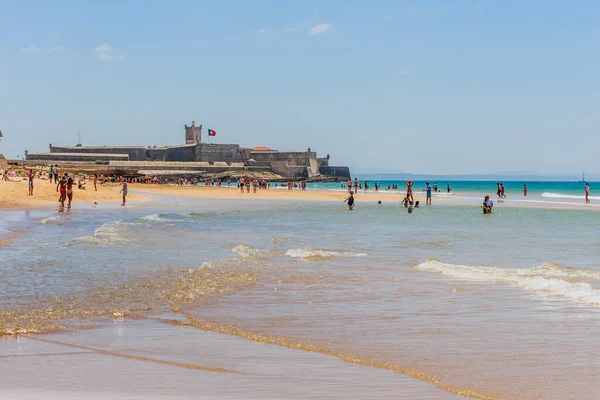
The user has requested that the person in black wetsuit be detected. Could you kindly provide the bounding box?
[344,191,355,210]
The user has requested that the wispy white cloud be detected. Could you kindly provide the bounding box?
[20,45,63,54]
[396,68,411,76]
[94,43,125,61]
[309,23,330,35]
[257,28,268,34]
[408,5,448,17]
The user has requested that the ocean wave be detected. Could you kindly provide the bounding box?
[40,215,61,225]
[139,213,172,223]
[285,248,367,260]
[416,259,600,305]
[542,192,600,200]
[70,221,132,245]
[231,244,275,259]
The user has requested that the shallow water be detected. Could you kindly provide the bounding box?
[2,194,600,399]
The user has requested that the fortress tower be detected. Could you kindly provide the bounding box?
[185,120,202,144]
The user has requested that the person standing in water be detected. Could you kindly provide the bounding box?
[447,184,451,193]
[57,174,67,207]
[523,184,527,196]
[404,180,414,202]
[120,181,128,206]
[66,174,75,209]
[482,195,494,214]
[344,191,355,210]
[425,182,432,205]
[585,183,591,204]
[354,178,359,194]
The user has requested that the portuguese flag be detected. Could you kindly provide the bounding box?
[208,129,216,136]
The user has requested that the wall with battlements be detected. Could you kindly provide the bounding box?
[50,145,147,161]
[27,127,350,180]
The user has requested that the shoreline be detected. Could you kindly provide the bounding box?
[2,179,598,212]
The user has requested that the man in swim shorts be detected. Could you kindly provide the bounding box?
[57,174,67,207]
[425,182,432,205]
[28,170,35,195]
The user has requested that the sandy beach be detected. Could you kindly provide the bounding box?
[0,179,148,210]
[0,179,435,211]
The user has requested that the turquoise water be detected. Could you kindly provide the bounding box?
[2,189,600,399]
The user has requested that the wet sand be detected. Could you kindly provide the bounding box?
[1,317,463,400]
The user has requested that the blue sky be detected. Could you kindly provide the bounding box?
[1,0,599,175]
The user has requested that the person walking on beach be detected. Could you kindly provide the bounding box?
[404,180,414,202]
[28,170,35,196]
[239,177,245,193]
[53,166,59,184]
[354,178,359,194]
[66,175,75,209]
[497,183,502,199]
[252,178,258,193]
[347,179,352,194]
[93,174,98,191]
[57,174,67,207]
[523,184,527,196]
[585,183,591,204]
[246,177,251,193]
[447,184,451,193]
[344,191,355,210]
[120,181,128,206]
[425,182,432,205]
[501,183,506,198]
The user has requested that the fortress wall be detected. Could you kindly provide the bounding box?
[197,143,243,163]
[319,166,351,181]
[249,151,315,166]
[26,153,129,162]
[50,146,147,161]
[146,148,168,161]
[165,145,197,162]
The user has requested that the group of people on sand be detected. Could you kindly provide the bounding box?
[237,177,272,193]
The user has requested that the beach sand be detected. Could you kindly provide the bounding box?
[1,180,429,210]
[0,179,147,210]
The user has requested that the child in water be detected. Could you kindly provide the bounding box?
[344,191,355,210]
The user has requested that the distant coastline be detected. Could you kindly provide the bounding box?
[353,172,596,182]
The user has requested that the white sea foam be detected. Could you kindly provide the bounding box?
[70,221,131,245]
[139,213,171,223]
[285,248,367,260]
[232,244,273,259]
[542,192,600,200]
[40,216,61,225]
[416,259,600,305]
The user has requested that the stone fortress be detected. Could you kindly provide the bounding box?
[24,122,351,180]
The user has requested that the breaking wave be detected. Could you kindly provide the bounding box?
[231,244,275,259]
[416,259,600,305]
[69,221,133,245]
[139,213,172,223]
[541,192,600,200]
[285,248,367,260]
[40,215,62,225]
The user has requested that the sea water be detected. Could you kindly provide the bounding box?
[1,188,600,399]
